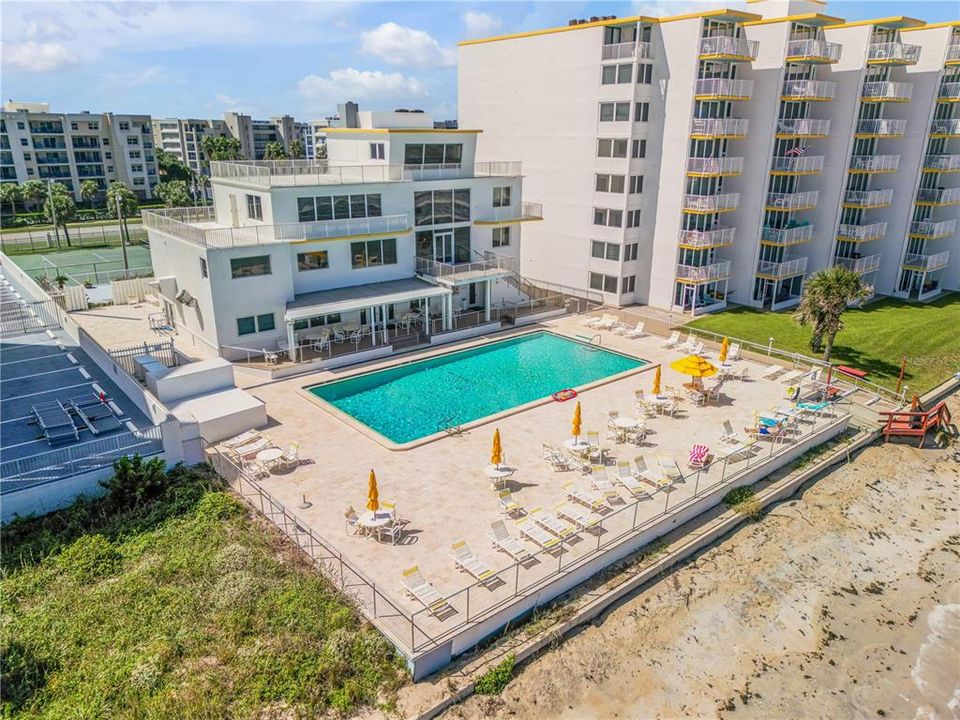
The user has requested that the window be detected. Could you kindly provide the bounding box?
[631,139,647,158]
[404,143,462,165]
[126,136,139,145]
[370,142,385,159]
[133,177,144,186]
[199,258,208,278]
[635,102,650,122]
[104,152,112,159]
[492,226,511,247]
[236,313,275,336]
[119,121,130,131]
[256,313,275,332]
[129,150,141,159]
[493,186,511,207]
[351,238,397,268]
[595,174,625,193]
[297,193,381,222]
[622,275,636,293]
[593,208,623,227]
[597,138,628,158]
[626,209,642,227]
[17,121,24,129]
[591,240,620,260]
[601,63,633,85]
[20,138,28,146]
[90,122,99,130]
[102,138,109,145]
[130,163,143,172]
[589,272,619,294]
[246,194,263,220]
[297,250,329,271]
[637,63,653,84]
[71,122,78,130]
[599,102,631,122]
[413,189,470,225]
[625,243,639,261]
[629,175,644,194]
[230,255,271,278]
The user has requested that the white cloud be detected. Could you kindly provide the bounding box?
[101,66,171,88]
[298,68,427,104]
[1,41,79,72]
[360,22,456,68]
[462,11,502,38]
[215,94,244,111]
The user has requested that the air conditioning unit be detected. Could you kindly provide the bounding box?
[175,289,195,307]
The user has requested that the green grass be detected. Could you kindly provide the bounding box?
[686,296,960,394]
[0,464,406,718]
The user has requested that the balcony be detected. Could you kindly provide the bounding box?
[835,254,881,274]
[785,39,842,64]
[601,41,652,61]
[948,44,960,65]
[33,140,66,149]
[769,155,825,175]
[685,157,744,177]
[71,137,101,149]
[842,189,894,209]
[678,227,735,249]
[923,155,960,173]
[699,36,758,62]
[837,222,887,243]
[682,193,740,214]
[756,257,807,280]
[902,251,950,272]
[775,118,830,138]
[781,79,836,101]
[760,224,814,246]
[416,253,515,286]
[909,219,957,239]
[209,160,523,187]
[856,118,906,137]
[938,82,960,103]
[675,261,731,284]
[694,78,753,101]
[915,187,960,206]
[764,191,819,212]
[35,154,70,165]
[848,155,900,174]
[861,81,913,102]
[931,119,960,137]
[689,118,749,139]
[867,42,921,65]
[474,202,544,225]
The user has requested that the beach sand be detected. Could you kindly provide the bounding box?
[445,394,960,720]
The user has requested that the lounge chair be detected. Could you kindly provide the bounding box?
[515,516,561,550]
[530,507,577,539]
[661,330,681,348]
[759,364,785,379]
[778,368,808,385]
[623,321,646,338]
[562,481,606,511]
[234,436,272,458]
[677,333,696,352]
[401,566,452,616]
[720,419,745,445]
[589,465,620,503]
[489,520,532,561]
[498,490,523,516]
[543,443,575,471]
[614,460,651,498]
[688,444,711,469]
[585,431,603,462]
[727,342,741,360]
[634,456,671,490]
[449,540,497,584]
[658,455,684,481]
[704,381,724,405]
[222,429,261,448]
[555,502,602,531]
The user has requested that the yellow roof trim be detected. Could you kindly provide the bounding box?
[902,21,960,32]
[323,128,482,134]
[744,13,844,28]
[658,9,760,25]
[829,16,926,30]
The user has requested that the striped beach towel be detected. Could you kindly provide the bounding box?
[689,444,710,468]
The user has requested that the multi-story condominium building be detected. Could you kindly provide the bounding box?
[459,1,959,313]
[142,111,539,360]
[0,101,158,200]
[152,117,233,175]
[221,112,301,160]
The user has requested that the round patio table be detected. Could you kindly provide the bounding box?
[484,464,514,480]
[613,417,641,429]
[563,438,591,453]
[357,510,392,530]
[256,447,283,465]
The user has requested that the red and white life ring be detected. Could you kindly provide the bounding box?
[552,389,577,402]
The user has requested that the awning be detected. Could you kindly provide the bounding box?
[284,277,451,322]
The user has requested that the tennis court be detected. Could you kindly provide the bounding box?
[8,244,153,287]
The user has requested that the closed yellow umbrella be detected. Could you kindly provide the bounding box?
[571,401,582,440]
[719,337,729,363]
[366,469,379,512]
[652,365,662,396]
[491,428,503,468]
[670,354,717,389]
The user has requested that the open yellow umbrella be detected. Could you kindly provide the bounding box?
[719,337,729,363]
[366,469,379,512]
[669,355,717,389]
[652,366,662,396]
[571,401,582,440]
[491,428,503,468]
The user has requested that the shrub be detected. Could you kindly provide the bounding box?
[100,455,168,509]
[722,486,762,520]
[194,492,243,522]
[474,654,516,695]
[55,534,122,583]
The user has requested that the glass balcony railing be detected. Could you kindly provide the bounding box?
[857,118,907,136]
[843,189,894,208]
[675,261,732,284]
[699,36,759,61]
[916,187,960,206]
[785,39,842,63]
[909,219,957,239]
[775,118,830,137]
[931,119,960,137]
[835,254,881,274]
[837,221,887,242]
[682,193,740,213]
[902,251,949,272]
[938,82,960,102]
[765,191,819,211]
[922,154,960,172]
[867,42,921,65]
[848,155,900,173]
[600,41,652,61]
[686,157,744,176]
[678,227,735,249]
[760,224,814,246]
[694,78,753,100]
[862,81,913,102]
[769,155,825,174]
[689,118,749,138]
[781,79,836,101]
[756,257,808,279]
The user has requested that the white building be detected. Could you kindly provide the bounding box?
[1,101,159,200]
[142,111,542,364]
[459,2,959,313]
[152,117,233,175]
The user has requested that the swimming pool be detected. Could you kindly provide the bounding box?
[309,332,645,444]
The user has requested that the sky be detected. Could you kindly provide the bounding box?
[1,0,956,122]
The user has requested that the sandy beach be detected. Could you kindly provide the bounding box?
[445,394,960,720]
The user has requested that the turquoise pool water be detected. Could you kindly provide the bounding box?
[309,332,645,444]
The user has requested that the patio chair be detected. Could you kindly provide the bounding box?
[759,364,785,379]
[497,490,523,516]
[344,506,363,535]
[606,411,620,441]
[705,381,724,405]
[378,519,403,545]
[688,444,711,470]
[530,507,577,539]
[635,397,657,419]
[449,540,497,585]
[686,387,706,406]
[349,330,364,348]
[661,330,681,348]
[555,502,602,532]
[235,436,272,458]
[562,481,606,511]
[515,516,561,550]
[333,328,346,343]
[380,500,397,521]
[243,457,269,479]
[589,465,620,504]
[595,314,618,330]
[733,366,750,382]
[614,460,651,498]
[262,348,279,364]
[400,566,452,617]
[311,337,331,353]
[543,443,575,471]
[280,442,300,469]
[623,321,646,338]
[585,431,603,462]
[489,520,532,561]
[657,455,684,481]
[634,456,671,490]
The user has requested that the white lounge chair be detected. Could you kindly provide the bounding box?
[589,465,620,503]
[727,342,741,360]
[555,502,602,531]
[634,456,671,490]
[657,455,683,481]
[720,419,745,445]
[223,429,260,448]
[679,333,698,353]
[778,368,808,385]
[449,539,497,584]
[562,481,606,511]
[489,520,532,561]
[498,490,523,516]
[614,460,651,498]
[623,321,646,338]
[401,566,452,616]
[530,507,577,539]
[543,443,574,471]
[662,330,681,348]
[515,516,561,550]
[759,364,785,379]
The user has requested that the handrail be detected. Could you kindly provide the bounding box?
[757,257,808,278]
[923,154,960,172]
[938,82,960,101]
[862,81,913,101]
[675,261,731,283]
[416,253,515,280]
[686,157,744,175]
[916,187,960,204]
[843,189,894,207]
[834,253,881,274]
[781,79,836,99]
[678,227,735,248]
[849,155,900,173]
[682,193,739,212]
[776,118,830,136]
[858,118,906,136]
[690,117,749,137]
[209,160,523,186]
[931,119,960,135]
[699,36,758,59]
[785,38,841,62]
[903,251,950,271]
[837,221,887,242]
[765,190,819,210]
[868,41,921,64]
[694,78,753,98]
[761,224,814,245]
[770,155,825,174]
[910,219,957,237]
[600,41,651,60]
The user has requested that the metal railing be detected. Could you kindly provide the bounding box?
[781,79,836,100]
[694,78,753,99]
[756,256,807,279]
[682,193,739,213]
[675,260,731,283]
[931,119,960,136]
[678,227,735,249]
[785,38,842,62]
[843,188,894,207]
[916,187,960,205]
[770,155,825,174]
[477,202,543,223]
[686,157,744,175]
[776,118,830,136]
[858,118,906,136]
[903,251,950,271]
[0,298,62,336]
[848,154,900,173]
[837,221,887,242]
[835,253,881,274]
[923,154,960,172]
[910,219,957,238]
[868,41,921,64]
[415,253,515,281]
[938,82,960,101]
[765,190,819,211]
[862,81,913,101]
[761,224,814,246]
[949,44,960,63]
[209,160,523,186]
[690,117,749,137]
[601,41,651,60]
[699,36,758,60]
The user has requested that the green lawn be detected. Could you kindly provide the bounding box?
[686,295,960,394]
[1,463,406,718]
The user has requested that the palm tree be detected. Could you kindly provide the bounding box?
[79,180,101,209]
[794,266,872,362]
[43,182,77,247]
[0,183,21,225]
[262,141,288,160]
[21,179,47,212]
[288,139,305,160]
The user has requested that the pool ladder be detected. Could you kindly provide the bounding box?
[438,411,463,437]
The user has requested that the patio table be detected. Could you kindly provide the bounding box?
[256,447,283,467]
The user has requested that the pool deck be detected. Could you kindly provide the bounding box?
[210,314,852,663]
